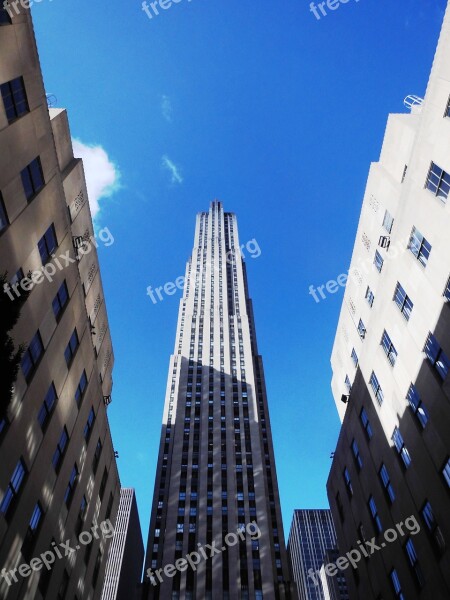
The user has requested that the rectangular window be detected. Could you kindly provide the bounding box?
[357,319,366,340]
[369,371,383,405]
[38,224,57,264]
[390,569,405,600]
[351,348,359,368]
[368,495,382,533]
[365,286,375,307]
[374,250,384,272]
[0,458,26,517]
[1,76,29,123]
[64,328,79,367]
[444,276,450,302]
[381,330,398,366]
[52,427,69,472]
[21,330,44,382]
[379,464,395,503]
[64,465,78,507]
[442,457,450,488]
[360,407,373,439]
[99,467,108,501]
[344,375,352,394]
[383,210,394,233]
[335,491,344,522]
[22,501,43,559]
[37,382,57,430]
[393,282,413,321]
[92,438,102,474]
[392,427,411,468]
[351,439,363,470]
[0,193,9,233]
[75,370,88,407]
[407,383,429,428]
[424,332,450,381]
[83,408,95,443]
[445,95,450,117]
[52,280,69,321]
[408,226,431,267]
[0,5,12,23]
[405,538,424,587]
[343,468,353,497]
[425,161,450,202]
[21,157,45,201]
[421,500,446,555]
[92,549,102,588]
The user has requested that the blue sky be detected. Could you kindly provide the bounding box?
[33,0,447,548]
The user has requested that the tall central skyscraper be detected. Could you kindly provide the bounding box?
[143,202,295,599]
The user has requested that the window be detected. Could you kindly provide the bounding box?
[92,438,102,474]
[392,427,411,468]
[57,569,70,600]
[407,383,429,428]
[368,495,382,533]
[64,329,79,367]
[351,439,363,470]
[335,492,344,522]
[38,223,57,264]
[21,157,45,201]
[405,538,424,587]
[0,458,26,517]
[381,330,397,366]
[360,407,373,439]
[383,210,394,233]
[393,282,413,321]
[21,330,44,382]
[75,370,88,407]
[390,569,405,600]
[444,276,450,301]
[424,332,450,380]
[421,501,446,554]
[52,280,69,320]
[0,5,12,23]
[99,467,108,500]
[37,382,57,430]
[369,371,383,405]
[445,95,450,117]
[52,427,69,472]
[357,319,366,340]
[379,464,395,503]
[1,76,29,123]
[408,226,431,267]
[0,193,8,233]
[92,549,102,588]
[64,465,78,507]
[425,161,450,202]
[344,375,352,394]
[351,348,358,367]
[365,286,374,307]
[374,250,384,272]
[442,457,450,488]
[22,502,43,559]
[343,468,353,497]
[83,408,95,443]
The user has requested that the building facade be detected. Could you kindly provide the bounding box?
[327,3,450,599]
[101,488,144,600]
[143,201,295,599]
[0,5,120,599]
[287,510,347,600]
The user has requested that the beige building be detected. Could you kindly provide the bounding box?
[327,3,450,599]
[0,5,120,599]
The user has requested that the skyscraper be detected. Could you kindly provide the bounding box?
[327,3,450,598]
[143,201,295,599]
[287,510,347,600]
[0,6,120,599]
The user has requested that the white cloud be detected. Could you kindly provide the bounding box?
[72,139,121,219]
[162,154,183,184]
[161,95,173,122]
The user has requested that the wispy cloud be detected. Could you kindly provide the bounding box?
[72,139,121,220]
[162,154,183,184]
[161,95,173,123]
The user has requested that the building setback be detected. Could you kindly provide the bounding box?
[287,510,347,600]
[0,5,120,599]
[327,2,450,599]
[143,201,295,599]
[101,488,144,600]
